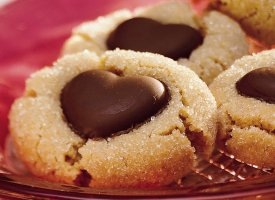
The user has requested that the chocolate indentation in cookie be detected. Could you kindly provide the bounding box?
[107,17,203,60]
[236,67,275,104]
[61,70,169,139]
[73,170,92,187]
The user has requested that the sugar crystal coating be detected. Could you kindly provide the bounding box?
[10,50,217,188]
[63,1,248,84]
[210,49,275,168]
[212,0,275,45]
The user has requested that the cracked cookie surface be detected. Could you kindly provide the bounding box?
[62,1,248,84]
[210,49,275,168]
[9,50,217,188]
[212,0,275,45]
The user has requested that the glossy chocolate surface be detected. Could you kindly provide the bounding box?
[236,67,275,104]
[107,17,203,59]
[61,70,168,139]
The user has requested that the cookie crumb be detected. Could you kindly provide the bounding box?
[26,89,37,97]
[73,170,92,187]
[108,68,123,76]
[64,145,82,165]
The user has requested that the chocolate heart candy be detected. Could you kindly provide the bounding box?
[236,67,275,104]
[61,70,169,139]
[107,17,203,60]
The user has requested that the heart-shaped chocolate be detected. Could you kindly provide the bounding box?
[61,70,169,139]
[236,67,275,104]
[107,17,203,60]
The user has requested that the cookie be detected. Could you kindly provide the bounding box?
[212,0,275,45]
[210,49,275,168]
[9,50,217,188]
[62,1,249,84]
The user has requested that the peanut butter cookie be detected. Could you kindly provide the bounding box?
[10,50,217,188]
[210,49,275,168]
[63,1,249,84]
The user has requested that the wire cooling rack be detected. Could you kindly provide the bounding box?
[179,148,274,188]
[0,137,274,199]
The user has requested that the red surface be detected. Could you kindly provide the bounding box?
[1,1,275,199]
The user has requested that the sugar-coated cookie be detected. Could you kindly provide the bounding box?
[210,49,275,168]
[9,50,217,188]
[63,1,248,84]
[212,0,275,45]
